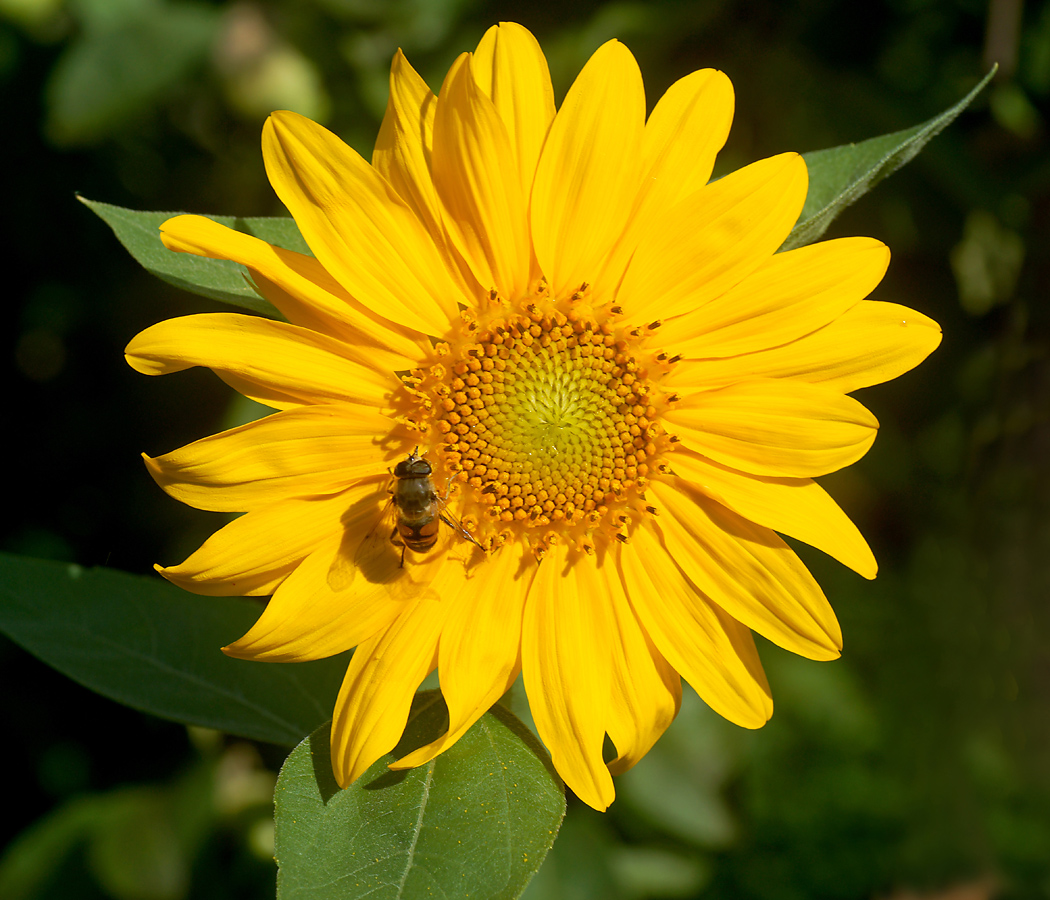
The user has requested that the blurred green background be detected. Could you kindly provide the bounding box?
[3,0,1049,897]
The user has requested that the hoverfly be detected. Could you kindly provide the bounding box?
[385,448,482,564]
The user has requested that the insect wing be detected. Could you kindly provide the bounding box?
[351,495,398,573]
[321,479,395,591]
[436,497,483,549]
[317,476,445,604]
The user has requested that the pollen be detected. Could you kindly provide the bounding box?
[408,300,675,553]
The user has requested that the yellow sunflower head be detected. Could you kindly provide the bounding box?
[126,22,941,810]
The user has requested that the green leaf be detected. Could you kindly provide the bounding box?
[79,196,310,317]
[783,67,996,251]
[0,553,347,745]
[519,809,623,900]
[86,780,208,900]
[275,693,565,900]
[616,690,738,848]
[0,763,217,900]
[0,795,100,900]
[46,2,220,146]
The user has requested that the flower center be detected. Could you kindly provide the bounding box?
[402,296,674,554]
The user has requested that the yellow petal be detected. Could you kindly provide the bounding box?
[659,236,890,356]
[158,490,356,597]
[392,541,532,769]
[530,40,645,300]
[620,524,772,726]
[125,313,393,409]
[617,152,808,322]
[372,53,486,305]
[522,542,615,811]
[222,479,442,662]
[160,214,427,371]
[598,548,681,775]
[670,450,877,579]
[648,477,842,660]
[472,22,556,198]
[431,54,531,300]
[144,403,394,512]
[330,552,479,787]
[597,68,734,292]
[262,110,464,336]
[329,609,441,789]
[642,68,734,206]
[372,51,442,239]
[671,301,943,394]
[665,378,878,478]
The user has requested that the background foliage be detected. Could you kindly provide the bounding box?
[3,0,1049,897]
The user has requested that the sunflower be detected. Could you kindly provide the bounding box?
[126,22,941,811]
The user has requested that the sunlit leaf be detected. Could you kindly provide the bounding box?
[0,553,347,745]
[79,196,308,316]
[86,773,213,900]
[783,67,996,250]
[0,763,215,900]
[275,694,565,900]
[46,2,219,146]
[0,796,100,900]
[616,691,738,848]
[519,808,623,900]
